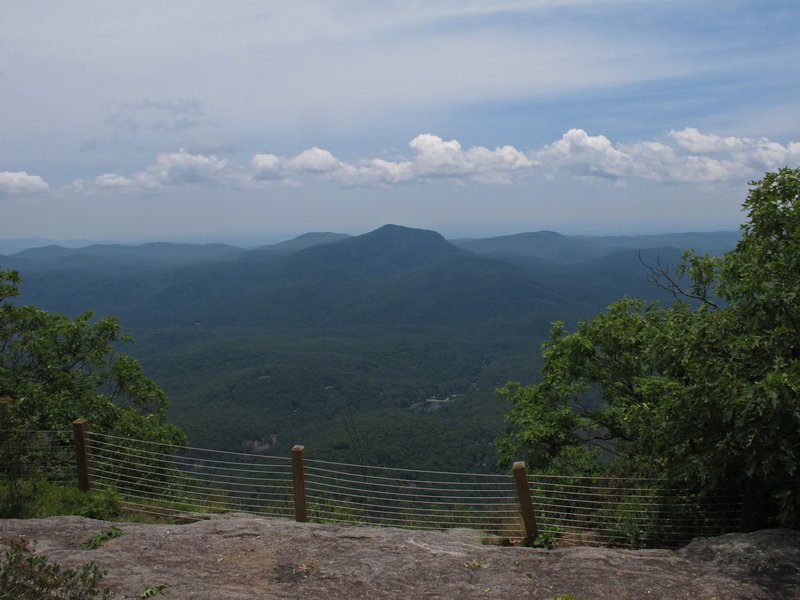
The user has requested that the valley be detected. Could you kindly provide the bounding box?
[0,225,738,472]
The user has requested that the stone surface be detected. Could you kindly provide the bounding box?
[2,514,799,599]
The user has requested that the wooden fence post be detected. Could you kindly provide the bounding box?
[291,445,308,522]
[72,418,92,491]
[513,461,538,542]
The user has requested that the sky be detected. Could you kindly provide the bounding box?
[2,0,800,245]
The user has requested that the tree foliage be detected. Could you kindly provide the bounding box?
[497,168,800,528]
[0,268,186,446]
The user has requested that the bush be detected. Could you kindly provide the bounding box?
[0,536,111,599]
[0,480,120,520]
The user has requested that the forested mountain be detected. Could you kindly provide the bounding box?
[4,242,242,271]
[453,229,739,262]
[0,225,738,471]
[452,230,610,262]
[233,231,351,262]
[0,237,103,255]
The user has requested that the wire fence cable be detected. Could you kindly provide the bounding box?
[3,428,743,547]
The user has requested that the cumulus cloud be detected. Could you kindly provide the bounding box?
[94,173,133,187]
[45,128,800,198]
[534,128,800,185]
[670,128,746,154]
[145,149,231,186]
[536,129,633,180]
[252,153,282,180]
[669,128,800,172]
[409,134,465,171]
[250,134,534,186]
[362,158,414,185]
[408,134,533,183]
[285,147,341,174]
[0,171,49,195]
[85,149,246,193]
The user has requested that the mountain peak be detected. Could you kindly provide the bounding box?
[287,224,465,275]
[343,224,460,260]
[361,223,450,245]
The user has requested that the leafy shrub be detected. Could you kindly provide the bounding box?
[0,480,120,520]
[0,536,111,599]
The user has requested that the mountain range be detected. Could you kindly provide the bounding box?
[0,225,739,471]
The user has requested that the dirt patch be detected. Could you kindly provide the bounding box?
[2,514,798,599]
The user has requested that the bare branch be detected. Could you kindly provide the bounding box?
[639,251,719,308]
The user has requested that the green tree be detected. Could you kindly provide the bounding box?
[497,168,800,528]
[0,268,186,446]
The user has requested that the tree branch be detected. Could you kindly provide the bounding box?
[639,252,719,308]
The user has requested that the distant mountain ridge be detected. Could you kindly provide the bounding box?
[0,223,742,466]
[114,224,558,333]
[0,224,740,329]
[453,229,740,263]
[0,237,111,255]
[452,231,609,263]
[1,227,739,262]
[236,232,352,261]
[14,241,238,258]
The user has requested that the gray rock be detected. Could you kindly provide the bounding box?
[2,515,798,599]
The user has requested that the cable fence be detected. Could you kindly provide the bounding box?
[88,431,294,521]
[0,429,74,484]
[2,421,744,548]
[303,457,521,537]
[528,474,742,547]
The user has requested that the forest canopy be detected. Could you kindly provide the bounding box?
[496,168,800,529]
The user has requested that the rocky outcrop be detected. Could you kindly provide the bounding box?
[2,515,798,599]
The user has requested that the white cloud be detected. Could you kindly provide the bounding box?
[145,149,231,186]
[248,135,534,187]
[613,139,736,184]
[668,128,800,179]
[54,128,800,198]
[407,134,534,183]
[409,134,465,171]
[285,147,341,174]
[668,127,800,172]
[670,128,745,154]
[0,171,49,195]
[94,173,133,187]
[252,153,280,170]
[83,149,247,193]
[536,129,633,180]
[252,153,283,180]
[534,128,800,185]
[362,158,414,185]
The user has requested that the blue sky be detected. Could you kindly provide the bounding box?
[2,0,799,244]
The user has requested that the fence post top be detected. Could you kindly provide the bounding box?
[513,461,526,470]
[72,418,87,426]
[291,445,304,452]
